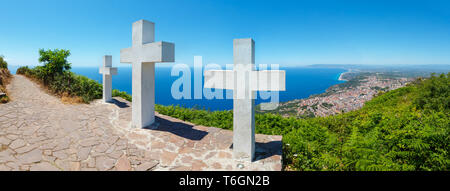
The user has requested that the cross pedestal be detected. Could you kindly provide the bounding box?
[99,55,117,103]
[120,20,175,128]
[204,39,286,161]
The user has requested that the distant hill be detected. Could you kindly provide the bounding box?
[306,64,450,80]
[307,64,450,75]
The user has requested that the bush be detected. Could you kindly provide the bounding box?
[16,66,34,77]
[71,74,102,103]
[16,66,29,74]
[414,73,450,112]
[35,49,71,84]
[0,68,11,103]
[156,105,234,130]
[16,49,104,103]
[112,89,132,102]
[19,66,103,103]
[0,56,7,69]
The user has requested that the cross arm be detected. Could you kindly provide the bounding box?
[120,47,134,63]
[251,70,286,91]
[120,41,175,64]
[140,41,175,63]
[204,70,286,91]
[204,70,235,90]
[99,67,118,75]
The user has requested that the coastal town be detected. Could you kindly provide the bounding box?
[262,72,415,118]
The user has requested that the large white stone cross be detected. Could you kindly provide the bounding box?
[99,55,117,103]
[120,20,175,128]
[204,38,286,161]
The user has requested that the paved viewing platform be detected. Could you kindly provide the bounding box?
[0,75,282,171]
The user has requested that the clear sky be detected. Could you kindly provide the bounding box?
[1,0,449,67]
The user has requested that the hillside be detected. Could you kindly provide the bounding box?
[157,73,449,170]
[281,73,449,170]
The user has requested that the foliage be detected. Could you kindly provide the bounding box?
[37,49,72,84]
[156,105,234,130]
[16,49,104,103]
[112,89,132,102]
[414,73,450,112]
[17,65,102,103]
[0,55,7,69]
[0,96,9,103]
[281,74,449,171]
[16,66,34,77]
[50,71,102,103]
[0,55,11,103]
[0,68,11,103]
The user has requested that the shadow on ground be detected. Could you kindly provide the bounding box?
[110,98,130,108]
[255,141,282,161]
[110,96,281,163]
[143,116,208,141]
[229,140,283,162]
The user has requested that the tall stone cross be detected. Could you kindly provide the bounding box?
[120,20,175,128]
[204,38,286,161]
[99,55,117,103]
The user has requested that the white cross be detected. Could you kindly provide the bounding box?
[99,55,117,103]
[120,20,175,128]
[204,38,286,161]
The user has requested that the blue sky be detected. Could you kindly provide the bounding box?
[1,0,449,67]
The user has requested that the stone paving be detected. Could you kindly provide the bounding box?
[0,75,282,171]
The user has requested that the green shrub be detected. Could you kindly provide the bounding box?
[112,89,132,102]
[0,56,7,69]
[36,49,71,84]
[44,71,102,103]
[16,49,103,103]
[414,73,450,112]
[16,66,29,75]
[19,64,106,103]
[71,74,103,103]
[0,67,11,103]
[155,105,233,130]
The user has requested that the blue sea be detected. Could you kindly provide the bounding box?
[9,66,346,111]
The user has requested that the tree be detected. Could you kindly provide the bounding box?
[37,49,71,84]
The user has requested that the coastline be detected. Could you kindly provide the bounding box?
[338,70,350,81]
[70,67,349,111]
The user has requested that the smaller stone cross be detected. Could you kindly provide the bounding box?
[99,55,117,103]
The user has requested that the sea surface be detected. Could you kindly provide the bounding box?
[9,65,346,111]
